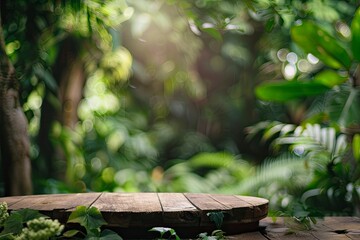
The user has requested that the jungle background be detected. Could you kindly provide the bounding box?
[0,0,359,219]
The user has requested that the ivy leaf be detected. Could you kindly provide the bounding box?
[98,229,123,240]
[149,227,180,239]
[1,212,23,235]
[67,206,107,232]
[1,208,47,235]
[255,81,330,102]
[291,21,351,69]
[15,208,48,222]
[351,8,360,61]
[207,211,224,229]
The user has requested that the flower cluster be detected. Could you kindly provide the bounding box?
[17,217,64,240]
[0,202,9,225]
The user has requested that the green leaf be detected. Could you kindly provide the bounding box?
[1,212,23,235]
[255,81,330,102]
[207,211,224,229]
[1,208,47,235]
[313,70,348,87]
[202,27,222,41]
[0,233,14,240]
[265,18,275,32]
[98,229,123,240]
[351,8,360,61]
[63,229,82,238]
[15,208,47,222]
[353,134,360,161]
[149,227,172,236]
[67,206,107,232]
[149,227,180,239]
[291,21,351,69]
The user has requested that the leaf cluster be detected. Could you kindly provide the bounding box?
[0,203,61,240]
[63,206,122,240]
[0,202,124,240]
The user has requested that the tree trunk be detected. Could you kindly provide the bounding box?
[38,36,85,180]
[0,18,32,196]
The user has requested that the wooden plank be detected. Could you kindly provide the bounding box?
[92,192,163,227]
[7,193,101,211]
[2,193,101,223]
[236,196,269,219]
[0,195,26,207]
[311,231,353,239]
[260,217,360,240]
[158,193,199,226]
[184,193,232,227]
[184,193,231,211]
[209,194,255,222]
[227,231,268,239]
[321,217,360,232]
[347,233,360,240]
[93,192,162,212]
[319,217,360,240]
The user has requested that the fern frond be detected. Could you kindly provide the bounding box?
[274,124,348,161]
[235,154,309,194]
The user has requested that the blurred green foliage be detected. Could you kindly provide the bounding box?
[0,0,359,218]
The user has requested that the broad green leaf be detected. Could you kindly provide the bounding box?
[207,211,224,229]
[189,152,234,168]
[15,208,47,222]
[313,70,348,87]
[351,8,360,61]
[255,81,330,102]
[291,21,351,69]
[98,229,123,240]
[1,209,47,235]
[353,134,360,161]
[1,212,23,235]
[67,206,107,231]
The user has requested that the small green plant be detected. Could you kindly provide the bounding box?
[0,203,9,226]
[0,202,63,240]
[16,217,64,240]
[197,230,226,240]
[0,202,124,240]
[195,212,226,240]
[63,205,122,239]
[149,227,181,240]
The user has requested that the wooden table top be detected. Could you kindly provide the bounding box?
[2,193,359,239]
[0,192,268,238]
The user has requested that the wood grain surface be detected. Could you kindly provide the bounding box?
[3,193,359,239]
